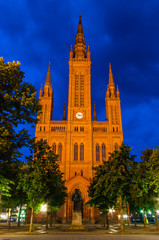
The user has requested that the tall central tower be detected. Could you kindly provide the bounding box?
[68,16,91,122]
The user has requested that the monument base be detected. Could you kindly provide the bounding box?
[68,211,86,231]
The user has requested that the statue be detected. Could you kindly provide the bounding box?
[72,189,82,211]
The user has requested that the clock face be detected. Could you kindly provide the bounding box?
[76,112,83,119]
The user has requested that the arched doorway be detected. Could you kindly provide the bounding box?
[72,189,83,217]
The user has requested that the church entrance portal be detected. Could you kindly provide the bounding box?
[72,189,83,217]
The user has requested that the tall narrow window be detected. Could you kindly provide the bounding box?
[75,74,79,106]
[114,143,118,151]
[52,143,56,154]
[96,144,100,162]
[80,74,84,106]
[44,104,47,123]
[80,143,84,161]
[58,143,62,162]
[74,143,78,161]
[102,144,106,162]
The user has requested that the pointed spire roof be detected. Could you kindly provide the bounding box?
[77,15,83,34]
[93,102,97,121]
[62,103,66,120]
[108,63,115,86]
[74,16,86,58]
[45,62,51,86]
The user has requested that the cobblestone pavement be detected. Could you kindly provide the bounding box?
[0,235,159,240]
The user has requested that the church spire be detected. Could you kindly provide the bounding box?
[108,63,115,86]
[77,15,83,34]
[45,62,51,86]
[74,16,86,58]
[93,102,97,121]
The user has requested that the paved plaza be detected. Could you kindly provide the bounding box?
[0,235,159,240]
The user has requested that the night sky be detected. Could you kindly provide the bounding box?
[0,0,159,161]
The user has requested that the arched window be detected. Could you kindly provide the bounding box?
[114,143,119,151]
[96,144,100,162]
[74,143,78,161]
[102,143,106,162]
[58,143,62,162]
[80,143,84,161]
[52,143,56,154]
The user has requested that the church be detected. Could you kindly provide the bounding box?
[35,16,123,223]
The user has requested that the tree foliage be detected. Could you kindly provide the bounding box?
[18,139,67,232]
[0,57,41,162]
[88,142,137,231]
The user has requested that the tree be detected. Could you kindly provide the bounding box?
[88,142,136,232]
[18,139,67,232]
[147,148,159,229]
[87,162,118,229]
[0,57,41,163]
[2,162,28,227]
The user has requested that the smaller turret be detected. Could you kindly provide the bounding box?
[40,84,43,98]
[62,103,66,120]
[87,45,90,59]
[106,64,116,98]
[93,102,97,121]
[70,45,73,59]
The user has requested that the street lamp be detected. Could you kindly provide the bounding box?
[41,204,47,225]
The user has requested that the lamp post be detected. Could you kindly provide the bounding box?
[40,204,47,225]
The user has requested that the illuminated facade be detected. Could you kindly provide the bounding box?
[35,16,123,223]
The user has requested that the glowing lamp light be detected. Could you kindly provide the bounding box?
[123,214,128,219]
[41,204,47,212]
[148,211,151,214]
[109,208,115,213]
[140,210,143,213]
[0,213,7,220]
[118,215,121,220]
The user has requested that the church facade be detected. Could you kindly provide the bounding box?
[35,16,123,223]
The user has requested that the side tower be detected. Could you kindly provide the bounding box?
[36,63,53,133]
[105,64,123,150]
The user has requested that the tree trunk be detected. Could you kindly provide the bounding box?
[29,207,34,232]
[17,205,21,227]
[46,211,48,229]
[133,210,137,227]
[53,210,56,225]
[119,195,124,233]
[103,212,106,227]
[154,198,159,229]
[50,210,53,227]
[127,203,130,225]
[8,208,12,228]
[106,211,109,229]
[143,209,146,228]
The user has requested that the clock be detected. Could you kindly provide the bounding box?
[76,112,83,119]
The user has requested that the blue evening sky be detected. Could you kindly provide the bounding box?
[0,0,159,161]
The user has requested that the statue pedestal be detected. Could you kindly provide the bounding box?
[68,211,85,231]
